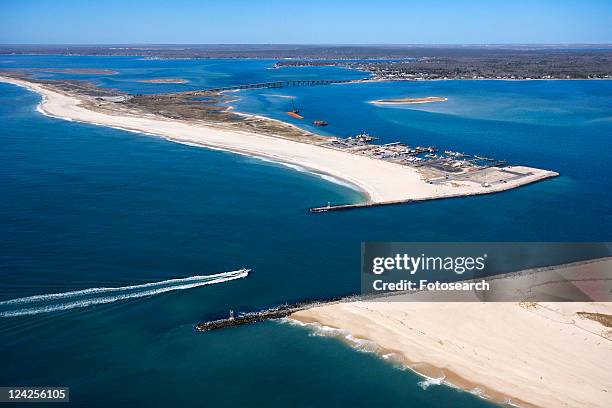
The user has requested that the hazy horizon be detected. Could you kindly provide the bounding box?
[2,43,612,46]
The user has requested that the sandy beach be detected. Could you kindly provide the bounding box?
[292,258,612,408]
[370,96,448,105]
[0,76,558,205]
[41,68,119,75]
[138,78,189,83]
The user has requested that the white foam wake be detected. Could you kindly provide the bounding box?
[0,269,249,317]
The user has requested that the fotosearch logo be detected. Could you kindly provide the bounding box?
[372,253,487,275]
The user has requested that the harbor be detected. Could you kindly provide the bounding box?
[307,131,557,211]
[322,132,503,174]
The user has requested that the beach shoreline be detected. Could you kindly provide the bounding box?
[138,78,189,83]
[0,76,558,207]
[291,258,612,407]
[370,96,448,105]
[291,301,612,408]
[1,76,373,201]
[287,316,532,406]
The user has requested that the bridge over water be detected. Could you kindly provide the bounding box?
[187,79,354,95]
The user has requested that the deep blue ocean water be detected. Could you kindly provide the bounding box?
[1,56,611,407]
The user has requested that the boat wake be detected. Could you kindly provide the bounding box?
[0,269,249,317]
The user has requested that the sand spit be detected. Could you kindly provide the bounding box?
[371,96,448,105]
[1,76,557,206]
[138,78,189,83]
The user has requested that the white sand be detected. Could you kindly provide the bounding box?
[370,96,448,105]
[293,259,612,408]
[294,302,612,407]
[1,76,558,204]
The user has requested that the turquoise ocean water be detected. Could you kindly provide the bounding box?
[1,56,611,407]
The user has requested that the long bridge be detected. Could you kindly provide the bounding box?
[191,79,354,94]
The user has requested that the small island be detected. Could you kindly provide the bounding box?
[371,96,447,105]
[43,68,119,75]
[138,78,189,84]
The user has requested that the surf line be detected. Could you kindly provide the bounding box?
[0,269,250,317]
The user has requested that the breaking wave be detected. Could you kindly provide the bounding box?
[0,269,249,317]
[282,318,381,354]
[417,376,445,390]
[283,318,462,393]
